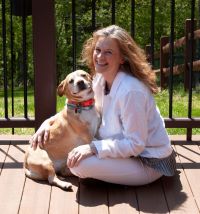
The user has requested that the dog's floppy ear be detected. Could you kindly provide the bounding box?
[57,80,66,97]
[87,73,93,82]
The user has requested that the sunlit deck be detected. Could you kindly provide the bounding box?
[0,135,199,214]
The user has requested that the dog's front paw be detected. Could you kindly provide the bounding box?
[58,181,73,191]
[62,182,73,191]
[49,176,73,191]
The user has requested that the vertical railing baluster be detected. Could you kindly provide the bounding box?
[92,0,96,31]
[169,0,175,119]
[10,0,14,117]
[131,0,135,38]
[2,0,8,119]
[22,0,28,118]
[187,0,195,140]
[72,0,76,71]
[111,0,115,24]
[150,0,155,67]
[10,0,15,134]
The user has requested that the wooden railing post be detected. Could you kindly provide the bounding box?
[32,0,57,130]
[160,36,169,89]
[145,44,151,63]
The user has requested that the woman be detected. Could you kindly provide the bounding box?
[31,25,176,186]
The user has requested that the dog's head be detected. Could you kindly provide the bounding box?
[57,70,93,102]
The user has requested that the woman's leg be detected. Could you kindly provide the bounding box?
[69,156,162,186]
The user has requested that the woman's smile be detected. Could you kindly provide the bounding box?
[95,62,108,67]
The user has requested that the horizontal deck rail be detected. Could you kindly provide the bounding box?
[0,118,35,128]
[0,118,199,129]
[165,118,200,128]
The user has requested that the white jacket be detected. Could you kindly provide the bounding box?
[92,71,173,159]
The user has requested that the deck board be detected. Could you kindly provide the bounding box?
[0,135,199,214]
[162,144,199,213]
[174,141,200,212]
[0,140,10,173]
[49,177,79,214]
[136,179,169,213]
[0,141,27,214]
[19,178,51,214]
[108,184,138,214]
[79,180,109,214]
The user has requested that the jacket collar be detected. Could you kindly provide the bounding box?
[108,71,127,98]
[96,71,127,98]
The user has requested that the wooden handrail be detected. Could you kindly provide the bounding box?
[154,60,200,75]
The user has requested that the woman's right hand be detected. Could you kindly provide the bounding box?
[30,116,55,150]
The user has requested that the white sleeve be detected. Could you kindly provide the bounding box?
[92,91,148,159]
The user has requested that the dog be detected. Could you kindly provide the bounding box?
[24,70,100,190]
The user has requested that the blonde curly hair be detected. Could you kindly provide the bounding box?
[81,25,158,94]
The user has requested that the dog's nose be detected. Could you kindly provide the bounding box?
[77,80,87,90]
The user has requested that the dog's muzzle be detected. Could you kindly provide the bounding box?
[77,80,87,91]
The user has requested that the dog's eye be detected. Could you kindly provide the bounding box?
[80,74,87,78]
[69,79,74,84]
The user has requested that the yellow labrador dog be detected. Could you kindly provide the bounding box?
[24,70,100,190]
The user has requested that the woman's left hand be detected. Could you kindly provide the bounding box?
[67,144,93,168]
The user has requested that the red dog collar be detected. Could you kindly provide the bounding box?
[67,98,95,113]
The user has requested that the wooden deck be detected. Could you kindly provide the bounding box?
[0,135,199,214]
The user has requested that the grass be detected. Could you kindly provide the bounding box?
[155,86,200,135]
[0,86,200,135]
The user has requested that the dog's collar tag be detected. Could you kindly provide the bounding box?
[67,99,95,113]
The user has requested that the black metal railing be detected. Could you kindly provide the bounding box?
[0,0,200,140]
[0,0,56,131]
[0,0,35,132]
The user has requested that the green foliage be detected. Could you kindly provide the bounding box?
[54,0,199,79]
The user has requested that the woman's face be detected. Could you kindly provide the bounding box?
[93,37,124,79]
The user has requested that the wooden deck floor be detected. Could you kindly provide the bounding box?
[0,135,199,214]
